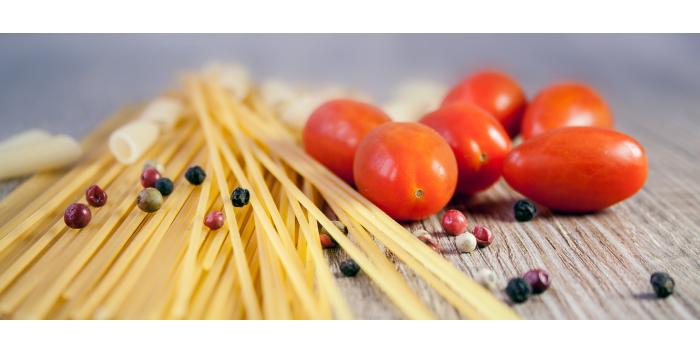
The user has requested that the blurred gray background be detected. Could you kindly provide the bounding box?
[0,34,699,141]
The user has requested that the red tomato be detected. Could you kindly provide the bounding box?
[353,122,457,221]
[420,104,511,195]
[303,99,391,184]
[442,70,527,137]
[521,82,613,140]
[503,127,647,213]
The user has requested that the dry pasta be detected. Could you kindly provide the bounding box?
[108,120,160,164]
[0,134,82,180]
[0,70,519,320]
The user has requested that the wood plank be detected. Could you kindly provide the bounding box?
[322,106,700,319]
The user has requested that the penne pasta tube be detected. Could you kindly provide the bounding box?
[0,129,52,151]
[138,97,183,129]
[203,62,251,101]
[0,134,82,180]
[108,120,159,164]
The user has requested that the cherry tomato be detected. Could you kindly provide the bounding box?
[503,127,647,213]
[521,82,613,140]
[420,104,511,195]
[353,122,457,221]
[442,70,526,137]
[303,99,391,184]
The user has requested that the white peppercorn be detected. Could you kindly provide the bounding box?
[474,268,498,291]
[455,233,477,253]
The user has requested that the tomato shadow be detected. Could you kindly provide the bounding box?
[449,193,557,223]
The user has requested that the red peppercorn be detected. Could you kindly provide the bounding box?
[418,234,440,252]
[319,233,337,249]
[523,268,551,294]
[473,224,494,248]
[441,209,468,236]
[140,167,161,188]
[204,211,225,230]
[85,184,108,207]
[64,203,92,229]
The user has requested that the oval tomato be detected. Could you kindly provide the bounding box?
[441,70,526,137]
[353,122,457,221]
[420,103,511,195]
[521,82,613,140]
[503,127,647,213]
[303,99,391,184]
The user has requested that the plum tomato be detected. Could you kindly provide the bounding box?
[502,127,647,213]
[353,122,458,221]
[420,103,511,195]
[441,70,527,137]
[303,99,391,184]
[521,82,613,140]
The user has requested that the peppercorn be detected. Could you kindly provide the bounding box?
[473,224,494,248]
[204,211,225,230]
[441,209,468,236]
[230,187,250,207]
[523,268,551,294]
[455,233,477,253]
[136,187,163,212]
[505,277,531,303]
[185,165,206,185]
[650,272,674,298]
[339,259,360,277]
[475,268,498,291]
[154,177,174,196]
[64,203,92,229]
[85,184,108,207]
[140,167,161,188]
[514,199,537,222]
[417,233,439,252]
[143,160,165,175]
[319,234,337,249]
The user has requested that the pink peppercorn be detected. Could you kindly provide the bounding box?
[64,203,92,229]
[204,211,225,230]
[523,268,551,294]
[473,224,494,248]
[85,184,108,207]
[441,209,468,236]
[140,167,161,188]
[418,233,440,252]
[319,233,337,249]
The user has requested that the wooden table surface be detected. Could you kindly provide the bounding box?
[1,35,699,319]
[325,100,700,319]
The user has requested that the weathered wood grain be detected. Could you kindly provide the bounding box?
[321,103,700,319]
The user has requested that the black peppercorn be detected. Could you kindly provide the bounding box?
[339,259,360,277]
[505,277,531,303]
[650,272,674,298]
[231,187,250,207]
[514,199,537,222]
[185,166,206,185]
[154,178,174,196]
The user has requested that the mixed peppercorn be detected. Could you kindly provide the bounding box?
[231,187,250,207]
[514,199,537,222]
[185,165,206,185]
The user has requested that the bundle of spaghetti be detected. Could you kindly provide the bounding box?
[204,80,354,319]
[0,70,521,319]
[230,92,520,319]
[0,113,200,318]
[6,122,202,319]
[203,79,438,319]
